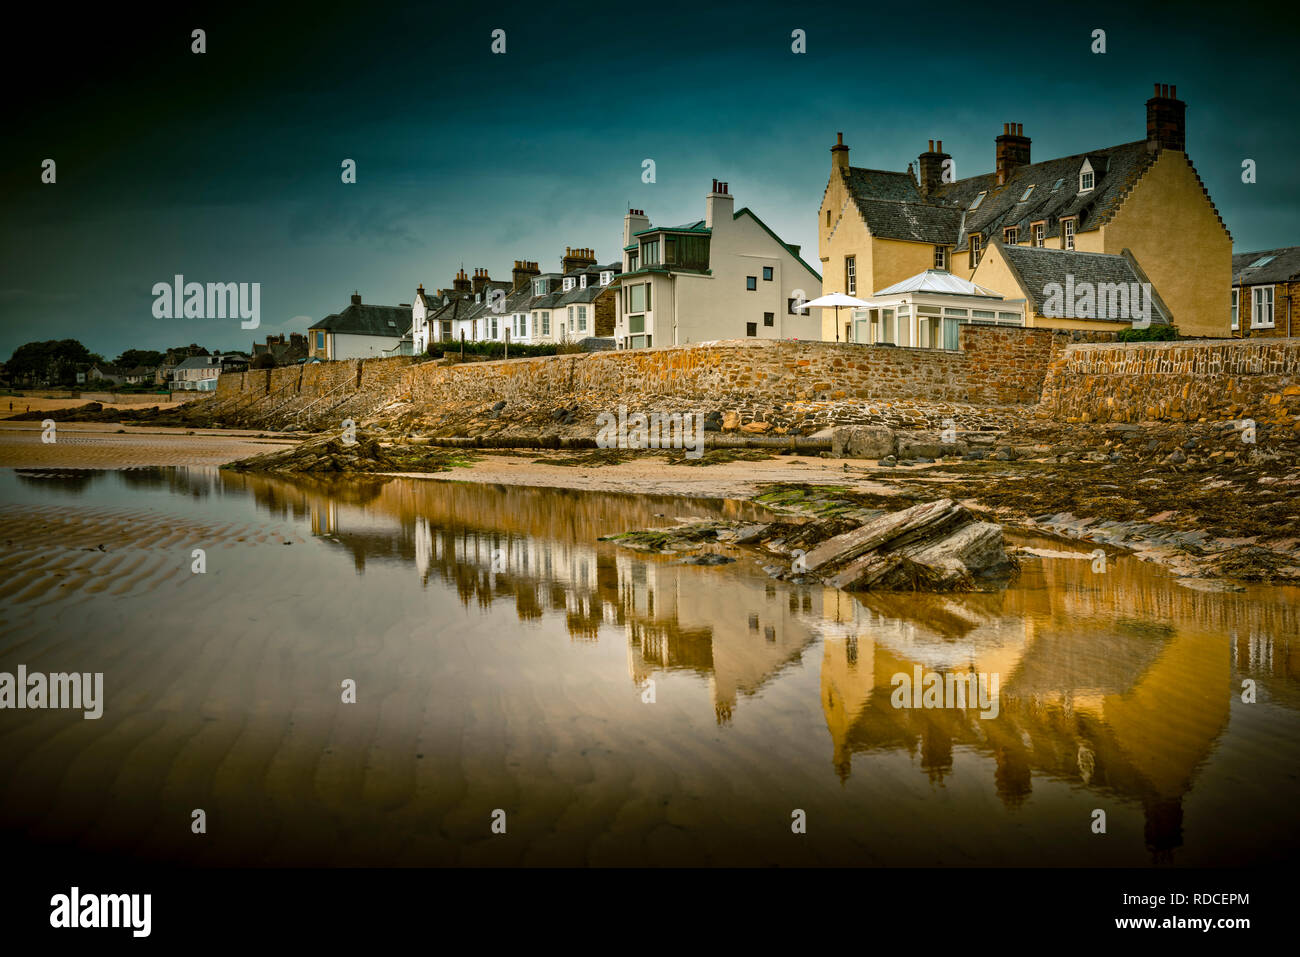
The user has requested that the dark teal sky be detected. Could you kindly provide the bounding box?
[2,0,1295,359]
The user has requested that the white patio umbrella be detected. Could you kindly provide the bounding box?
[793,292,871,342]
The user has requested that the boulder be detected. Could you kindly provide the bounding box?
[802,498,1014,592]
[831,425,896,459]
[898,434,966,459]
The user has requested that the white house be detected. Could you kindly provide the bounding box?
[412,254,620,353]
[309,292,410,360]
[613,181,823,349]
[172,355,223,391]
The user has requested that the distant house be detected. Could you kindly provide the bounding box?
[309,293,410,360]
[123,365,158,385]
[251,332,309,365]
[1232,247,1299,338]
[219,353,250,373]
[172,355,223,391]
[86,363,126,385]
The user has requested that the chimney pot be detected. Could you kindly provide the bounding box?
[928,139,934,152]
[1170,84,1176,98]
[936,139,942,151]
[1154,83,1161,96]
[836,132,843,145]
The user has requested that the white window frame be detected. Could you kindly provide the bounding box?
[1033,223,1045,247]
[1063,218,1075,250]
[845,256,856,295]
[1253,285,1275,328]
[970,234,981,266]
[934,246,947,269]
[1080,170,1095,192]
[1231,289,1238,330]
[1004,226,1019,245]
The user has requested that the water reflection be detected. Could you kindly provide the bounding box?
[2,466,1296,866]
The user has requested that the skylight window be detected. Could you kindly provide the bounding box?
[1051,178,1064,191]
[969,191,987,211]
[1250,255,1276,268]
[1018,185,1034,202]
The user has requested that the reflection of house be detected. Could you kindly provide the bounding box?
[816,548,1235,859]
[616,553,820,722]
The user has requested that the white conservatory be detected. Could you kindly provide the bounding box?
[849,269,1026,350]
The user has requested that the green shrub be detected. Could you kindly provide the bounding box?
[1117,325,1179,342]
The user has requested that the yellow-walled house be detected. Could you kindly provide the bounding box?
[818,84,1231,337]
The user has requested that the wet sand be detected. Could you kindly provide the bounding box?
[392,451,879,498]
[0,423,296,468]
[2,397,192,414]
[0,469,1296,867]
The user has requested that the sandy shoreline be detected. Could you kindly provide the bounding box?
[0,423,297,469]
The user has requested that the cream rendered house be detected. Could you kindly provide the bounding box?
[614,181,822,348]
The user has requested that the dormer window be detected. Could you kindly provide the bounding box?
[563,277,575,291]
[600,271,612,285]
[1079,160,1096,193]
[476,293,482,303]
[969,191,987,211]
[580,275,587,289]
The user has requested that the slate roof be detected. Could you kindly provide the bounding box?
[312,302,409,337]
[557,283,609,306]
[1232,247,1300,286]
[995,243,1172,323]
[842,140,1187,251]
[174,355,222,371]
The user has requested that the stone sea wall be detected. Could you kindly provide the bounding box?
[403,326,1077,409]
[1037,338,1300,426]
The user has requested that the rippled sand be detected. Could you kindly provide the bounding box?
[0,424,294,468]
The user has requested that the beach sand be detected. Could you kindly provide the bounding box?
[0,423,296,469]
[1,396,192,414]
